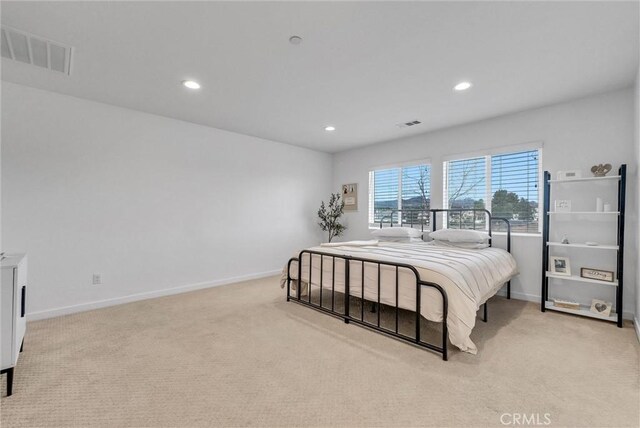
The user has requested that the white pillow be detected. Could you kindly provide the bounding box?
[371,227,423,238]
[429,228,490,243]
[378,236,424,243]
[432,240,489,249]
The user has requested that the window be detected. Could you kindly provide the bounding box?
[368,164,431,227]
[443,156,488,230]
[443,149,540,233]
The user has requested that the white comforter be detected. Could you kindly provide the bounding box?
[280,241,518,354]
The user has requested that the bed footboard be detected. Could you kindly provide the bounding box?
[286,251,449,361]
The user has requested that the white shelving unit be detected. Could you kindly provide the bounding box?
[547,242,618,250]
[543,301,617,322]
[545,272,618,287]
[549,175,622,183]
[541,167,626,327]
[548,211,619,215]
[547,211,620,215]
[548,175,621,183]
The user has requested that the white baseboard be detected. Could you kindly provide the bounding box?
[28,275,638,325]
[27,269,281,321]
[497,289,539,303]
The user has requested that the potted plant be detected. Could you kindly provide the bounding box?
[317,193,347,243]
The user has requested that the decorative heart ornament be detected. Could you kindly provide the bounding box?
[595,303,607,312]
[590,163,612,177]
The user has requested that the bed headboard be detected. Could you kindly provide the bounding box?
[378,208,511,252]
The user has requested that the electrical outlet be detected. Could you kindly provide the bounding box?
[92,274,102,285]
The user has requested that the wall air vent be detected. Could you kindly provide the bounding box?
[396,120,422,128]
[1,26,73,75]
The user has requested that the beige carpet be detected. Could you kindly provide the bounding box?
[1,275,638,428]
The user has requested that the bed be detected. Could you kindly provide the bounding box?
[281,209,518,360]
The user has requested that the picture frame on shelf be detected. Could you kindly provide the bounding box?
[580,267,614,283]
[550,256,571,276]
[554,199,571,213]
[590,299,612,317]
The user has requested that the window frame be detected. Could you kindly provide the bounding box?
[442,144,543,235]
[368,159,432,228]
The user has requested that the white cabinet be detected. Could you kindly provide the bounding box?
[1,253,27,396]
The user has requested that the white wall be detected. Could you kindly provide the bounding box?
[635,66,640,334]
[1,82,332,318]
[333,88,637,317]
[3,82,636,321]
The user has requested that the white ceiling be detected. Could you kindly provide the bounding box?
[2,1,638,153]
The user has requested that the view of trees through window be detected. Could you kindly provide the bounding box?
[444,157,487,229]
[369,150,539,233]
[444,150,539,233]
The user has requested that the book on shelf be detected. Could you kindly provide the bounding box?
[553,299,581,310]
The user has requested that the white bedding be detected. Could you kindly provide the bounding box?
[280,241,518,354]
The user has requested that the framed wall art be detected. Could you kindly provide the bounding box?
[342,183,358,211]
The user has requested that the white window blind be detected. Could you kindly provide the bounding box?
[443,149,540,233]
[491,150,539,233]
[444,157,487,229]
[401,165,431,225]
[372,168,399,223]
[368,164,430,226]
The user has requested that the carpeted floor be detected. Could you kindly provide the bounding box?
[1,275,638,427]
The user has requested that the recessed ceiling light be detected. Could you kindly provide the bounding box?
[182,80,201,90]
[289,35,303,45]
[454,81,472,91]
[324,126,336,132]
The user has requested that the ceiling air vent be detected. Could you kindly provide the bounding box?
[396,120,422,128]
[1,26,73,75]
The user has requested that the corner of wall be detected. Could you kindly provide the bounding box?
[635,65,640,326]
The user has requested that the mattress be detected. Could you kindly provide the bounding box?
[281,241,518,354]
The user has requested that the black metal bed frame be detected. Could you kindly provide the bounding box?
[285,208,512,361]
